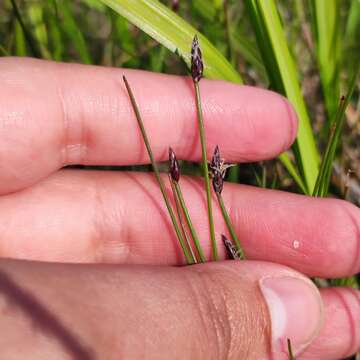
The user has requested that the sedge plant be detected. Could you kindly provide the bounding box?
[191,35,218,261]
[168,173,197,264]
[168,147,205,263]
[122,37,245,265]
[122,75,193,265]
[210,146,245,260]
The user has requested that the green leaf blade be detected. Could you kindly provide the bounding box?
[97,0,242,83]
[245,0,320,193]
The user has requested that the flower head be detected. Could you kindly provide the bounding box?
[191,35,203,82]
[209,145,236,190]
[222,234,239,259]
[169,147,180,182]
[171,0,179,12]
[210,145,221,172]
[212,170,223,194]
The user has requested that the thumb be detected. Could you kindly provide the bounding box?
[0,259,323,359]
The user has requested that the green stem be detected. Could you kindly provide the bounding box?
[174,182,206,263]
[287,338,296,360]
[10,0,41,58]
[0,44,9,56]
[216,193,245,259]
[169,177,197,264]
[312,123,336,197]
[194,81,218,261]
[123,76,193,264]
[223,0,235,66]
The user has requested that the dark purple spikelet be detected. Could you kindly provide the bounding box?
[212,170,223,194]
[169,147,180,182]
[222,234,239,260]
[191,35,203,82]
[211,145,223,194]
[211,145,221,172]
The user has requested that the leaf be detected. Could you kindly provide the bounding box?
[96,0,242,83]
[309,0,341,120]
[27,2,52,59]
[57,0,92,64]
[312,68,359,197]
[245,0,320,193]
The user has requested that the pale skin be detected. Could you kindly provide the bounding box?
[0,57,359,359]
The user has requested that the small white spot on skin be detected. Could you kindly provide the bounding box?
[293,240,300,249]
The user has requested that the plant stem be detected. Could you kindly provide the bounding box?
[287,338,296,360]
[10,0,41,58]
[174,181,206,263]
[123,75,193,264]
[194,81,218,261]
[216,193,245,260]
[223,0,235,66]
[169,176,197,264]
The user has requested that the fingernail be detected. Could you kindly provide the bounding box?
[259,276,323,357]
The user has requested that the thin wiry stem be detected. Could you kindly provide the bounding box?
[123,75,193,264]
[216,193,245,260]
[174,182,206,263]
[223,0,235,65]
[169,147,205,262]
[194,81,218,261]
[191,35,217,260]
[169,176,197,264]
[10,0,41,58]
[287,339,296,360]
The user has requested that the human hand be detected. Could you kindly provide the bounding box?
[0,57,358,359]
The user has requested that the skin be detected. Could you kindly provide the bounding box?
[0,57,359,359]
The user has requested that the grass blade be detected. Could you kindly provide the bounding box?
[58,0,92,64]
[216,193,245,260]
[279,153,308,194]
[310,0,340,120]
[313,68,359,197]
[10,0,42,57]
[96,0,242,83]
[346,0,360,38]
[48,2,64,61]
[27,2,52,59]
[123,76,193,264]
[14,21,27,56]
[194,81,218,261]
[173,181,205,263]
[169,147,205,263]
[331,276,359,288]
[232,31,268,83]
[169,177,197,264]
[245,0,320,193]
[0,44,9,56]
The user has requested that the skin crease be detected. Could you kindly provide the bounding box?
[0,260,272,360]
[0,58,358,359]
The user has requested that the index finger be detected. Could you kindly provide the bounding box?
[0,57,297,194]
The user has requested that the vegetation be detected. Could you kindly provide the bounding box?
[0,1,359,357]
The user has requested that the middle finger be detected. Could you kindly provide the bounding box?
[0,169,358,278]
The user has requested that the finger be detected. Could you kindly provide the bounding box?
[301,287,360,360]
[0,57,297,194]
[0,259,324,359]
[0,170,359,278]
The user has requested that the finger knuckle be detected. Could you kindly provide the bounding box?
[184,267,266,359]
